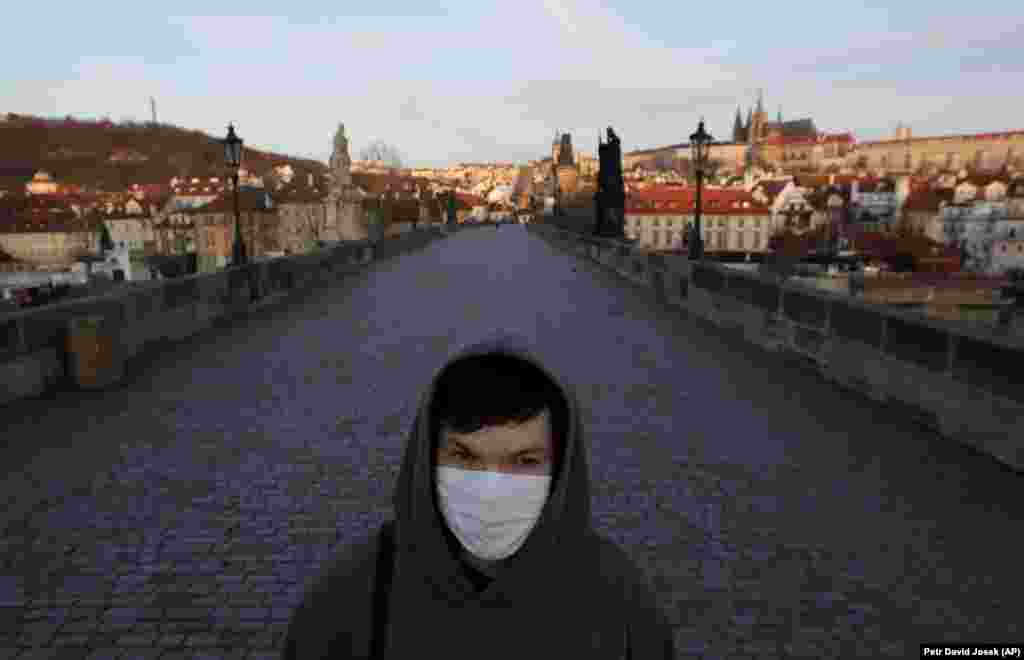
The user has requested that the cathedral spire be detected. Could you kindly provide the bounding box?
[777,105,783,125]
[732,107,744,143]
[756,89,764,115]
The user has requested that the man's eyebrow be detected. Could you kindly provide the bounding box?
[446,442,548,452]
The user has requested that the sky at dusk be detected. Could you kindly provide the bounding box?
[3,1,1023,168]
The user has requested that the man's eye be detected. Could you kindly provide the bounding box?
[519,457,540,466]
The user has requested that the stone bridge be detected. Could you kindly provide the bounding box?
[0,224,1021,659]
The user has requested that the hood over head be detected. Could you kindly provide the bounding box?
[283,331,676,659]
[391,330,594,605]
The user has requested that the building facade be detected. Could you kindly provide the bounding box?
[850,128,1024,175]
[189,189,281,273]
[624,189,773,254]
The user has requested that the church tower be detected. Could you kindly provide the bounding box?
[750,90,768,143]
[556,133,578,195]
[732,107,744,143]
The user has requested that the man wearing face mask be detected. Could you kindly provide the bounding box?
[281,332,675,659]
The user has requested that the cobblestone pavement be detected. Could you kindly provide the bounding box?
[1,225,1022,659]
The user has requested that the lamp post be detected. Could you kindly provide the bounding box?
[223,124,246,267]
[688,119,714,261]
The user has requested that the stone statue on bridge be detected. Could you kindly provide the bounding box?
[326,122,368,240]
[594,126,626,239]
[329,123,352,189]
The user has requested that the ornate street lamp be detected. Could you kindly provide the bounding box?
[223,123,246,267]
[688,119,714,261]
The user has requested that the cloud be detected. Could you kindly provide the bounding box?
[3,2,1022,166]
[398,96,426,122]
[542,0,578,34]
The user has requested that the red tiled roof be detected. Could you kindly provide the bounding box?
[793,175,830,189]
[959,174,1010,188]
[625,206,771,216]
[626,188,770,214]
[455,193,486,207]
[272,186,327,204]
[754,181,789,197]
[351,172,419,196]
[903,188,954,212]
[190,190,275,214]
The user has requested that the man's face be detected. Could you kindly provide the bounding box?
[436,408,553,476]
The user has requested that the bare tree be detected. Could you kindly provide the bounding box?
[358,140,403,168]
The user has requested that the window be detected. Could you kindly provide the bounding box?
[754,233,761,249]
[653,218,660,227]
[738,218,745,229]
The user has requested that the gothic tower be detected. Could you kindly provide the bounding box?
[732,107,744,143]
[556,133,578,195]
[750,89,767,142]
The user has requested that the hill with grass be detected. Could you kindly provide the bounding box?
[0,113,327,192]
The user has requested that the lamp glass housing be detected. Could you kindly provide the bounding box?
[224,124,243,170]
[689,121,713,171]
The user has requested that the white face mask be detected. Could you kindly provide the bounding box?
[435,466,552,561]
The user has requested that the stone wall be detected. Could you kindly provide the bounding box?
[528,222,1024,473]
[0,225,471,408]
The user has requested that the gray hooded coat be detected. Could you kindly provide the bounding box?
[281,332,675,659]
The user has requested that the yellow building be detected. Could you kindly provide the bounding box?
[0,216,102,265]
[850,127,1024,175]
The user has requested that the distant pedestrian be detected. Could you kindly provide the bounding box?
[281,332,675,659]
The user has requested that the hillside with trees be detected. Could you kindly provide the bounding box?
[0,113,327,192]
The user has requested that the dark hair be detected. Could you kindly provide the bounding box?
[430,354,568,468]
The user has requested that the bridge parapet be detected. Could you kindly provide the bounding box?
[530,223,1024,473]
[0,225,459,408]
